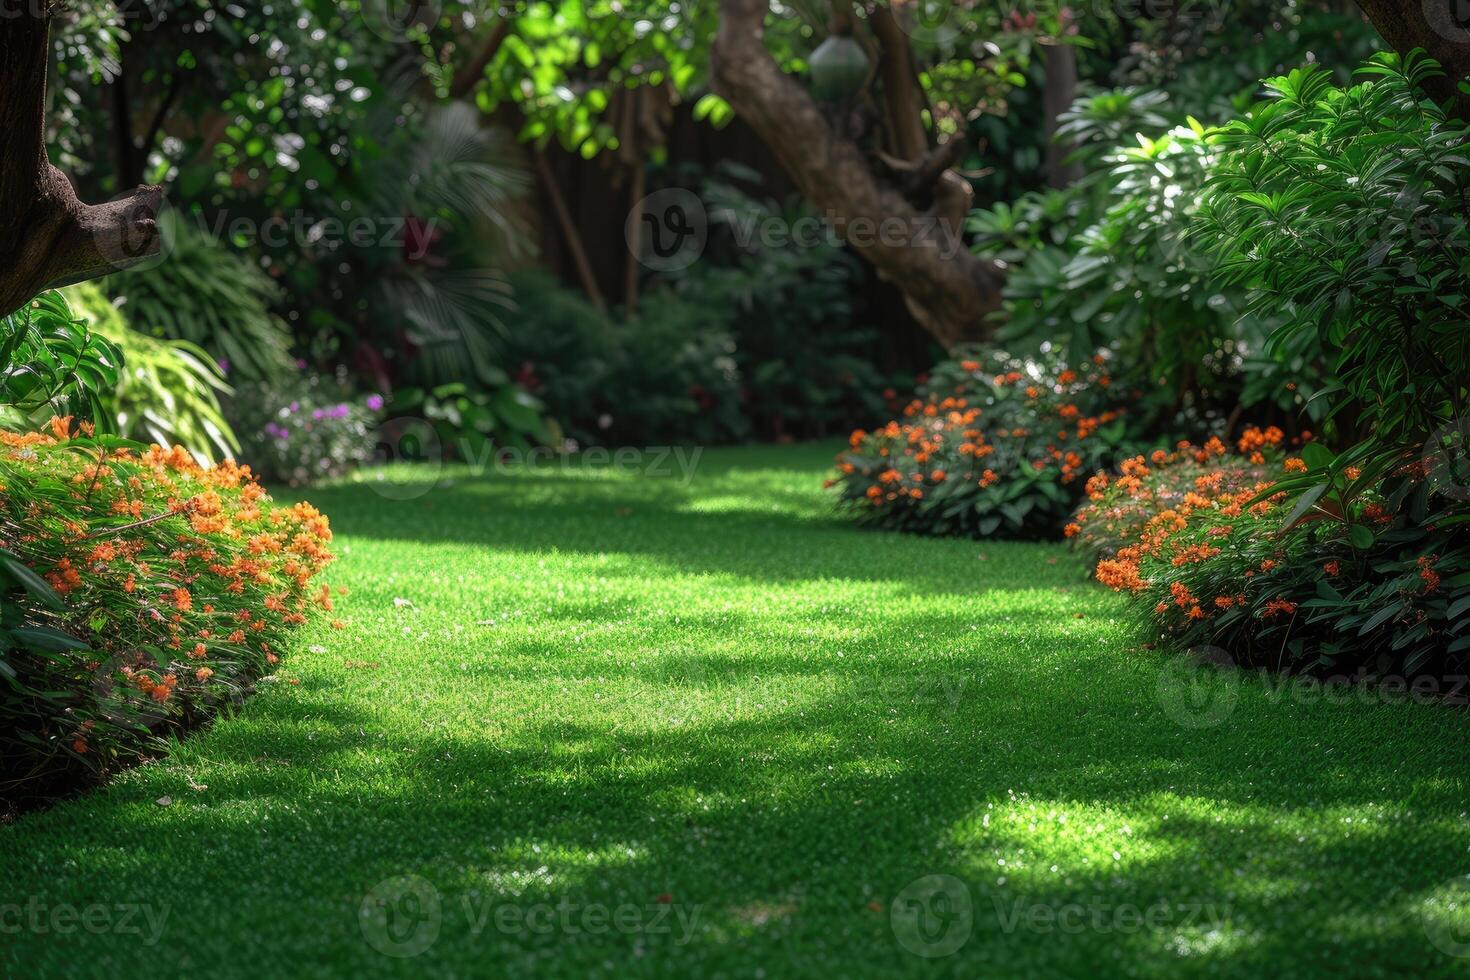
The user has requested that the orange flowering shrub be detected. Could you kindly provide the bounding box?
[0,419,335,798]
[1082,428,1470,676]
[828,348,1133,537]
[1068,427,1293,562]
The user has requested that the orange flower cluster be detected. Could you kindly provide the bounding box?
[829,350,1131,537]
[1,418,336,761]
[1069,430,1314,624]
[1069,424,1460,663]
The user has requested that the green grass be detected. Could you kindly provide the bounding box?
[3,443,1469,978]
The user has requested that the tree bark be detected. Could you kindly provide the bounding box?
[1043,43,1082,188]
[1355,0,1470,116]
[450,19,511,100]
[0,12,163,319]
[533,148,608,313]
[870,5,927,162]
[711,0,1002,348]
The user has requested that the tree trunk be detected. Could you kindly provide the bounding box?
[1043,43,1082,189]
[0,13,163,319]
[711,0,1003,349]
[1355,0,1470,116]
[533,148,608,313]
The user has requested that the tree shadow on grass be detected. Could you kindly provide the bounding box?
[7,608,1469,976]
[8,455,1466,974]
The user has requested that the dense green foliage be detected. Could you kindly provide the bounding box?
[1199,51,1470,471]
[667,173,901,441]
[498,271,749,447]
[0,291,120,427]
[106,215,296,383]
[63,283,238,462]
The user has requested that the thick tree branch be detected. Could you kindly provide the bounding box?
[450,18,511,100]
[900,135,967,197]
[869,4,927,162]
[1043,42,1082,188]
[0,12,162,319]
[712,0,1001,347]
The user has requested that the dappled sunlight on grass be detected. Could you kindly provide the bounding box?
[2,445,1467,977]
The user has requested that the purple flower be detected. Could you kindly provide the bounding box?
[329,404,350,419]
[312,408,325,420]
[217,358,231,375]
[366,394,385,412]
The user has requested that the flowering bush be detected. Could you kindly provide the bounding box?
[828,348,1133,538]
[1068,427,1293,563]
[1086,431,1470,677]
[0,419,336,802]
[228,372,384,485]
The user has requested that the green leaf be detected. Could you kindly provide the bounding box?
[0,556,65,611]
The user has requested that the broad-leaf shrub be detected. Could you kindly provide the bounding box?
[1197,51,1470,483]
[829,348,1132,538]
[972,93,1287,428]
[63,282,240,463]
[390,381,554,463]
[0,420,335,800]
[0,291,121,426]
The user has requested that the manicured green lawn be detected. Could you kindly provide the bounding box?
[3,444,1469,977]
